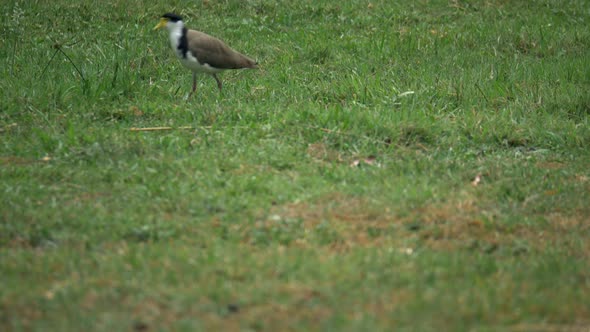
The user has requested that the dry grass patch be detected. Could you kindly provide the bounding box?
[0,156,47,166]
[248,190,588,256]
[306,142,342,164]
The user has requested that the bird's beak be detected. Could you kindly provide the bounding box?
[153,18,168,30]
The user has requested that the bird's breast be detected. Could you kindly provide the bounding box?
[179,55,223,74]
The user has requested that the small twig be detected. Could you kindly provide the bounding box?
[57,47,86,82]
[11,35,18,76]
[0,123,18,133]
[301,125,391,146]
[475,83,490,104]
[130,126,197,131]
[313,126,341,134]
[38,49,60,79]
[38,39,85,83]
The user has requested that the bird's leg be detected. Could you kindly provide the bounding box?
[188,72,197,98]
[213,74,223,91]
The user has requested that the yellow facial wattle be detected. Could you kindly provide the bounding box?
[153,18,168,30]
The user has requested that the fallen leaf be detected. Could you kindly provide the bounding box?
[133,321,149,332]
[350,156,379,167]
[471,174,482,186]
[350,159,361,167]
[44,290,54,300]
[129,106,143,116]
[227,303,240,313]
[400,247,414,255]
[364,155,377,165]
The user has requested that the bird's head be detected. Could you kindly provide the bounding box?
[154,13,183,31]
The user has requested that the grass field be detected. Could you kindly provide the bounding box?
[1,0,589,330]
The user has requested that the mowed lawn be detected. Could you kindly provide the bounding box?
[1,0,589,331]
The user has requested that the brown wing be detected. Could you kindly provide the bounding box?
[187,30,257,69]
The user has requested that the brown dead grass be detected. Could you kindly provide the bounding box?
[508,322,590,332]
[122,285,331,332]
[251,190,588,255]
[64,192,110,206]
[307,142,342,163]
[225,283,332,332]
[535,161,566,170]
[0,156,45,166]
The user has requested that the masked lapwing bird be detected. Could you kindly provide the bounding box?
[154,13,258,96]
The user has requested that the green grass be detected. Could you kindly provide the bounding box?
[1,0,590,331]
